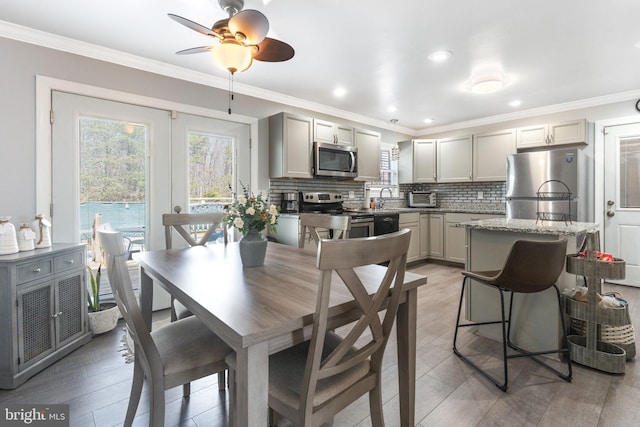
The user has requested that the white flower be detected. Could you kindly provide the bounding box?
[237,194,246,205]
[269,205,278,215]
[270,216,277,224]
[246,207,255,215]
[233,217,244,228]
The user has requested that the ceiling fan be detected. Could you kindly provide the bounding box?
[168,0,294,74]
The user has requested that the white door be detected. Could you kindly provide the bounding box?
[52,91,171,252]
[603,122,640,287]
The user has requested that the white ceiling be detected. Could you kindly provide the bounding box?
[2,0,640,133]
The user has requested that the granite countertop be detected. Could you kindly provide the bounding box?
[459,218,599,236]
[342,203,506,216]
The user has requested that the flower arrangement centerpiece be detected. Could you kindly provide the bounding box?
[223,185,279,267]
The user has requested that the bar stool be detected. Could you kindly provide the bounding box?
[453,239,572,391]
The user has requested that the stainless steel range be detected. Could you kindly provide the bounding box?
[299,191,374,238]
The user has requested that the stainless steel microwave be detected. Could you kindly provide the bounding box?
[313,142,358,178]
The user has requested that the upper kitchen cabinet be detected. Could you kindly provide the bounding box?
[437,135,472,182]
[313,119,354,146]
[473,129,516,181]
[354,128,381,181]
[516,119,586,150]
[398,139,437,184]
[269,112,313,178]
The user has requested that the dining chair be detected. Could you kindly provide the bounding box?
[98,229,232,427]
[298,213,351,249]
[162,211,228,322]
[162,210,229,393]
[453,239,572,391]
[227,228,411,427]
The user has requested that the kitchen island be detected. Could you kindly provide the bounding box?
[460,218,598,353]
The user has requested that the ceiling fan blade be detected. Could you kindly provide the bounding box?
[168,13,222,39]
[228,9,269,45]
[253,37,294,62]
[176,46,214,55]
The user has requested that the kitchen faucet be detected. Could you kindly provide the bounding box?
[378,187,393,209]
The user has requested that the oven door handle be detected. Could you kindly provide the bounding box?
[349,151,356,173]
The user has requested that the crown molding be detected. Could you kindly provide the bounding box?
[0,20,413,134]
[418,89,640,135]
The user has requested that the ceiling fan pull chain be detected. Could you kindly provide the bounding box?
[228,71,233,114]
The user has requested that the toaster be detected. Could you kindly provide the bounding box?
[408,191,436,208]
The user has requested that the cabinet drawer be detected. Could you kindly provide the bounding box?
[54,251,83,273]
[399,213,420,224]
[17,259,53,284]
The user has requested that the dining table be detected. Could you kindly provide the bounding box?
[135,241,427,427]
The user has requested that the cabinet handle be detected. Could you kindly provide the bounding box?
[33,267,41,273]
[51,311,63,318]
[66,259,74,264]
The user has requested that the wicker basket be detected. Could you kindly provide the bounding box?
[567,295,636,361]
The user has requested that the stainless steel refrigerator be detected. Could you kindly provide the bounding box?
[506,148,587,222]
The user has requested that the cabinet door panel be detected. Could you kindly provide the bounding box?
[549,119,586,145]
[429,214,444,259]
[313,119,336,144]
[516,124,548,149]
[56,272,86,346]
[414,139,437,183]
[17,281,55,370]
[437,136,472,182]
[355,128,380,181]
[473,129,516,181]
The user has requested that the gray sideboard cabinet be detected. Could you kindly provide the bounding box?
[0,244,92,389]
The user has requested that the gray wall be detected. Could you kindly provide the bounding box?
[1,35,639,226]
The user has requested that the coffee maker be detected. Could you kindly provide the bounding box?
[280,192,299,213]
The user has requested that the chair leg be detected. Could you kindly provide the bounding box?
[453,277,509,391]
[505,285,572,382]
[218,371,226,391]
[124,358,144,427]
[182,382,190,398]
[149,377,165,427]
[368,383,384,427]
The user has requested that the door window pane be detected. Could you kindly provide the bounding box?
[79,117,146,259]
[620,136,640,208]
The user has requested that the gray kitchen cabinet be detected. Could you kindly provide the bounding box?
[445,213,502,263]
[398,139,437,183]
[313,119,354,146]
[437,135,472,183]
[428,214,444,259]
[269,112,313,178]
[473,129,516,181]
[1,244,91,389]
[354,127,381,181]
[399,213,420,263]
[419,214,430,258]
[516,119,586,149]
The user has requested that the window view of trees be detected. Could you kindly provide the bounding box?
[80,117,145,202]
[189,131,233,200]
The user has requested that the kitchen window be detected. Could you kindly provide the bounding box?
[368,142,399,197]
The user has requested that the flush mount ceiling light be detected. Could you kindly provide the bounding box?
[428,50,452,63]
[470,78,504,94]
[169,0,294,113]
[509,100,522,107]
[387,105,398,113]
[333,87,347,97]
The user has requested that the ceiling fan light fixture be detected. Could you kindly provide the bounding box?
[212,42,253,73]
[228,9,269,45]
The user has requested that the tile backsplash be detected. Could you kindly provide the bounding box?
[269,179,506,211]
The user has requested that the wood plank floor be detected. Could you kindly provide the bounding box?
[2,261,639,427]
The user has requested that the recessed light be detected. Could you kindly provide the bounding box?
[333,87,346,97]
[387,105,397,113]
[471,78,504,94]
[635,40,640,48]
[428,50,452,63]
[423,117,435,124]
[509,100,522,107]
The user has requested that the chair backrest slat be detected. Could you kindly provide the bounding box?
[162,212,227,249]
[299,213,351,249]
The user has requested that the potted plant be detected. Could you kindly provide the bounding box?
[87,265,120,335]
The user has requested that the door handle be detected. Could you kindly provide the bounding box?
[607,200,615,206]
[607,210,615,217]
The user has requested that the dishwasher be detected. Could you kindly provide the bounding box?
[373,213,399,236]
